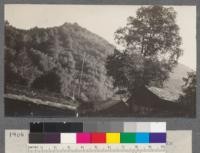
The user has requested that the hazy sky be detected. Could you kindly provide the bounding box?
[5,4,196,70]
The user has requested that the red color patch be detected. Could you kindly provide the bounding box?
[91,132,106,143]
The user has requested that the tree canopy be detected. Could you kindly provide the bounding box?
[106,6,183,94]
[179,72,196,116]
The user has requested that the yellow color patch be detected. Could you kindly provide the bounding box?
[106,133,120,143]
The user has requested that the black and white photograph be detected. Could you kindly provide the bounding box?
[4,4,196,117]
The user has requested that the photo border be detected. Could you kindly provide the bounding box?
[0,0,199,153]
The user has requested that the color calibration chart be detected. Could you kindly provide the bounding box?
[5,122,167,153]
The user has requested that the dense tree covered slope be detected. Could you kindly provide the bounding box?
[5,22,115,102]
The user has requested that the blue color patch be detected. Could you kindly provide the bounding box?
[135,133,149,143]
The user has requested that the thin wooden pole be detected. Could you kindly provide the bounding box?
[78,52,86,99]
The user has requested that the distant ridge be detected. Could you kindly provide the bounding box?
[149,63,194,101]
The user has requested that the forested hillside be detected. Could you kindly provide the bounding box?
[5,21,115,102]
[4,21,194,104]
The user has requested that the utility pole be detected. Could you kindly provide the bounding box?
[77,52,86,99]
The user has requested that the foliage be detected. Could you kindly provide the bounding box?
[106,6,183,95]
[5,21,114,102]
[31,69,61,93]
[179,72,196,115]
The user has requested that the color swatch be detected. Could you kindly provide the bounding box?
[61,133,76,144]
[29,122,166,144]
[120,133,136,143]
[44,133,60,143]
[136,133,149,143]
[29,132,166,144]
[77,133,91,143]
[106,133,120,143]
[30,122,166,133]
[30,122,83,133]
[91,132,106,143]
[29,133,44,143]
[150,133,166,143]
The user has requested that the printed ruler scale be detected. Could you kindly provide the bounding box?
[27,144,166,153]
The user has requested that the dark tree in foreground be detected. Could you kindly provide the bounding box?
[179,72,196,116]
[106,6,183,110]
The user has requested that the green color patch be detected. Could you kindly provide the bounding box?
[120,133,136,143]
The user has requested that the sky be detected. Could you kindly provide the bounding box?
[5,4,196,70]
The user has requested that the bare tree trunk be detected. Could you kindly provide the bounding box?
[78,52,86,99]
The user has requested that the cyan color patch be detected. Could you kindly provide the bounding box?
[136,133,149,143]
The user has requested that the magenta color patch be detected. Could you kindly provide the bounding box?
[76,133,91,143]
